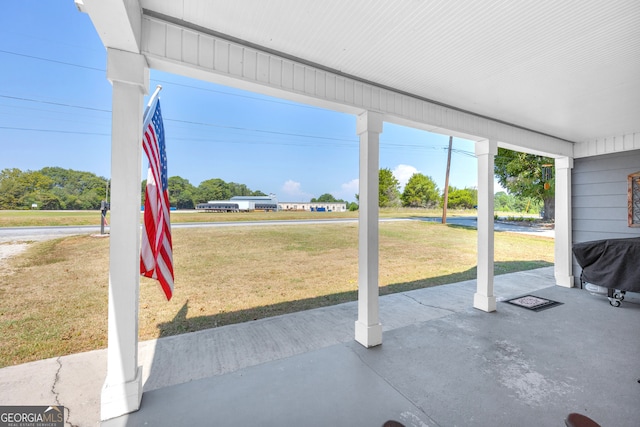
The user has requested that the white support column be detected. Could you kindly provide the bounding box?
[474,139,497,312]
[101,48,149,421]
[554,156,574,287]
[355,111,383,348]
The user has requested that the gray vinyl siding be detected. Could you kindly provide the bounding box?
[572,150,640,285]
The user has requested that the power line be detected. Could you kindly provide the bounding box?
[0,51,476,153]
[167,117,357,143]
[0,126,109,136]
[450,148,476,158]
[0,94,359,144]
[0,49,104,72]
[170,136,355,149]
[0,123,465,154]
[0,48,323,111]
[0,94,110,113]
[0,48,475,149]
[0,103,109,123]
[0,94,356,143]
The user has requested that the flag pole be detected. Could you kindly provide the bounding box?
[143,85,163,122]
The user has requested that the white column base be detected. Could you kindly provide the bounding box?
[473,293,497,312]
[555,272,575,288]
[100,367,143,421]
[355,320,382,348]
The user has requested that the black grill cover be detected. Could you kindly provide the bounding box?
[572,237,640,292]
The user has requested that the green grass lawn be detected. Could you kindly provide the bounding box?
[0,219,553,367]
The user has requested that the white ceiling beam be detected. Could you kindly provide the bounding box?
[75,0,143,53]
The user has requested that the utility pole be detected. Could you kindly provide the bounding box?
[442,136,453,224]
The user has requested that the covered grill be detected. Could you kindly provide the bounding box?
[572,237,640,307]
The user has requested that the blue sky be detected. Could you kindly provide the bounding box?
[0,1,486,204]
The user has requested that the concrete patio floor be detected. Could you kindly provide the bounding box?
[1,267,639,426]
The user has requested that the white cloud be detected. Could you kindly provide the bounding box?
[336,178,359,201]
[392,164,419,190]
[280,180,313,201]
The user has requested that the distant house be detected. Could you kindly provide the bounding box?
[279,202,347,212]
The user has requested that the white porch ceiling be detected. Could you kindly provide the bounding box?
[108,1,640,144]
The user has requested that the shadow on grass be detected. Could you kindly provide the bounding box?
[156,260,553,338]
[441,223,476,232]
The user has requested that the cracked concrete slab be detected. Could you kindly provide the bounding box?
[7,267,624,427]
[55,349,106,427]
[0,357,59,405]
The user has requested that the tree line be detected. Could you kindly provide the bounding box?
[0,167,267,210]
[1,147,553,216]
[0,166,476,211]
[377,147,557,220]
[146,176,266,209]
[377,168,478,210]
[0,167,108,210]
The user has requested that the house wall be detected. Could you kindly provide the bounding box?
[279,202,347,212]
[572,150,640,285]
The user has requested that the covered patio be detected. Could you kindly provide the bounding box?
[103,269,640,426]
[71,0,640,424]
[2,267,639,425]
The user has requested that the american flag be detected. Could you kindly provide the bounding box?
[140,94,174,300]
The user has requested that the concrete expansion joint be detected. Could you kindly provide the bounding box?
[401,293,457,314]
[347,345,439,426]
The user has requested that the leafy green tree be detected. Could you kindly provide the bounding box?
[311,193,343,203]
[347,201,359,211]
[39,167,107,209]
[494,148,555,220]
[19,171,53,193]
[401,173,440,208]
[494,191,544,214]
[1,166,269,211]
[196,178,232,203]
[39,193,62,210]
[16,171,55,209]
[227,182,248,197]
[40,167,106,194]
[141,179,147,206]
[494,191,514,212]
[0,169,72,210]
[0,168,25,209]
[512,196,543,214]
[379,168,401,207]
[168,176,196,209]
[446,186,476,209]
[229,182,265,197]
